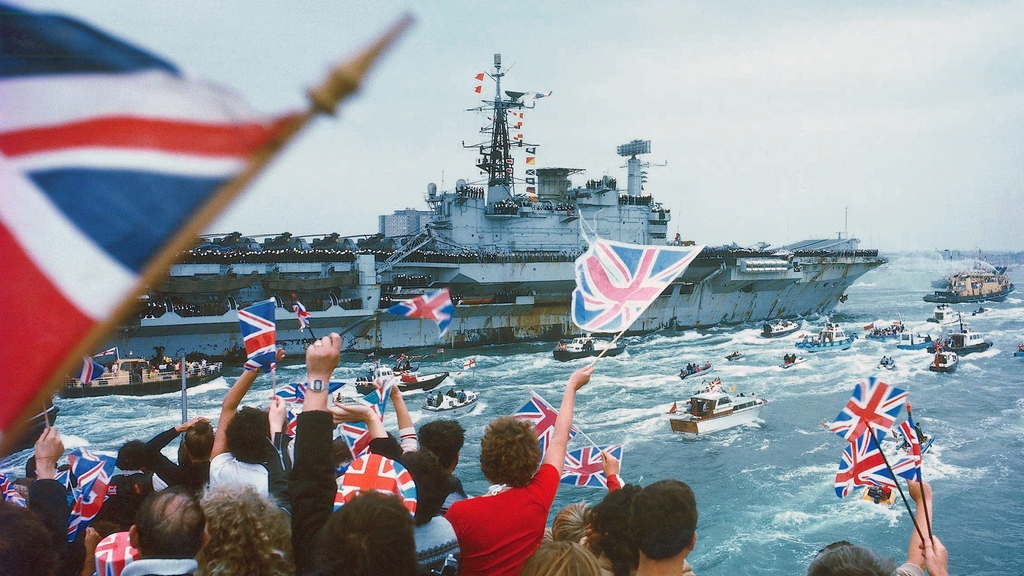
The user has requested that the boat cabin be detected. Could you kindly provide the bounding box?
[688,391,761,419]
[929,304,957,324]
[948,326,989,350]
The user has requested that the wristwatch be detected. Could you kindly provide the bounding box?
[309,379,326,392]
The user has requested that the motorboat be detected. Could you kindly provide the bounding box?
[779,354,806,369]
[862,485,897,507]
[724,351,745,362]
[355,364,449,394]
[926,317,992,356]
[59,357,223,398]
[929,351,959,373]
[877,356,897,371]
[971,306,988,316]
[667,389,767,436]
[923,270,1014,303]
[864,320,905,341]
[422,388,479,416]
[761,320,800,338]
[1014,343,1024,359]
[679,361,713,380]
[896,331,933,350]
[795,320,857,353]
[552,335,626,361]
[926,304,959,325]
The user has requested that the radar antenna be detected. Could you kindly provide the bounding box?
[617,139,664,196]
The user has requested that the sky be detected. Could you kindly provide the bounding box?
[18,0,1024,251]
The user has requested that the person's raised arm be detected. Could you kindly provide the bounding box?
[601,449,622,492]
[389,382,417,451]
[906,481,946,575]
[543,365,592,473]
[211,347,284,458]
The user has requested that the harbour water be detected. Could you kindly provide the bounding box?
[4,253,1022,575]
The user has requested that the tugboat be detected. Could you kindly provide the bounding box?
[678,361,713,380]
[59,356,223,398]
[896,331,933,351]
[761,320,800,338]
[552,335,626,361]
[926,303,959,325]
[795,319,857,353]
[667,389,768,436]
[929,350,959,373]
[926,316,992,356]
[924,268,1014,303]
[422,387,479,416]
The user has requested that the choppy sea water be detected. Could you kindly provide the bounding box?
[3,254,1022,575]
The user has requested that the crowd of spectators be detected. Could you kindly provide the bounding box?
[1,333,948,576]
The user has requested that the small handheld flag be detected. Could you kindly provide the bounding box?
[513,390,579,457]
[66,448,117,541]
[238,299,277,373]
[293,300,312,333]
[561,445,623,488]
[829,377,907,443]
[385,288,454,337]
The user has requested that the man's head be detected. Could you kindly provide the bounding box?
[629,480,697,562]
[184,419,215,462]
[417,419,465,471]
[116,440,147,471]
[130,487,206,559]
[806,542,897,576]
[225,406,269,464]
[0,502,55,575]
[399,450,450,527]
[479,416,541,487]
[317,491,416,576]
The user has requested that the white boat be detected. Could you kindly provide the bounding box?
[794,320,857,353]
[724,351,745,362]
[877,356,897,371]
[929,351,959,373]
[926,317,993,356]
[679,361,713,380]
[761,320,800,338]
[926,303,959,325]
[779,355,806,369]
[896,331,933,350]
[355,364,449,394]
[422,389,479,415]
[553,335,626,361]
[667,390,767,435]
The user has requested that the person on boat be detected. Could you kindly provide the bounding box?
[426,395,435,407]
[436,390,445,407]
[446,387,458,399]
[457,389,467,403]
[668,401,678,414]
[446,365,593,576]
[630,480,699,576]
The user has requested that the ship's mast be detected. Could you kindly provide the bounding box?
[471,53,529,204]
[617,139,652,196]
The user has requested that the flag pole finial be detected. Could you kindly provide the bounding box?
[308,14,414,115]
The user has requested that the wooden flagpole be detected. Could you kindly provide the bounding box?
[3,15,414,457]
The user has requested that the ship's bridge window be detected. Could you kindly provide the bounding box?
[718,397,731,404]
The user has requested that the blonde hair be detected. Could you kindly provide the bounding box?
[196,484,293,576]
[552,502,590,543]
[521,540,601,576]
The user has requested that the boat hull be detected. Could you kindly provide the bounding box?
[553,344,626,362]
[795,337,856,352]
[668,403,765,435]
[421,394,479,416]
[923,284,1014,303]
[58,370,221,398]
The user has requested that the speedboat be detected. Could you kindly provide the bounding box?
[795,320,857,353]
[355,364,449,394]
[971,307,988,316]
[896,331,933,350]
[1014,343,1024,359]
[877,356,896,371]
[926,317,992,356]
[761,320,800,338]
[929,351,959,373]
[667,389,767,436]
[422,388,479,416]
[926,304,959,325]
[553,335,626,361]
[724,351,745,362]
[862,485,897,507]
[779,355,806,369]
[679,361,713,380]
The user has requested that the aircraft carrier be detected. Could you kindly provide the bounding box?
[104,54,885,361]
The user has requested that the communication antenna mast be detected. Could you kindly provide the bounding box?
[617,139,654,196]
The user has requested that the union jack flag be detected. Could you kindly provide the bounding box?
[66,448,117,541]
[834,433,896,498]
[0,472,26,507]
[561,445,623,488]
[94,530,139,576]
[293,300,311,332]
[572,238,704,333]
[79,357,106,383]
[829,377,907,443]
[386,288,454,337]
[0,3,295,447]
[891,414,923,482]
[238,299,277,372]
[513,390,579,456]
[334,453,417,516]
[277,380,346,403]
[336,381,393,456]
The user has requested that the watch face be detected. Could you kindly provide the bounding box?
[310,379,325,392]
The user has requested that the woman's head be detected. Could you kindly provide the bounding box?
[479,416,541,487]
[552,502,590,544]
[587,484,641,576]
[521,540,601,576]
[197,484,292,576]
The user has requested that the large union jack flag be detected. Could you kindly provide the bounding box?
[834,432,896,498]
[238,299,277,372]
[513,390,579,457]
[0,3,295,446]
[66,448,117,541]
[334,453,417,515]
[94,530,139,576]
[561,444,623,488]
[572,238,704,333]
[385,288,454,337]
[829,377,907,443]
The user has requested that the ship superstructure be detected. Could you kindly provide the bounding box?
[105,55,885,360]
